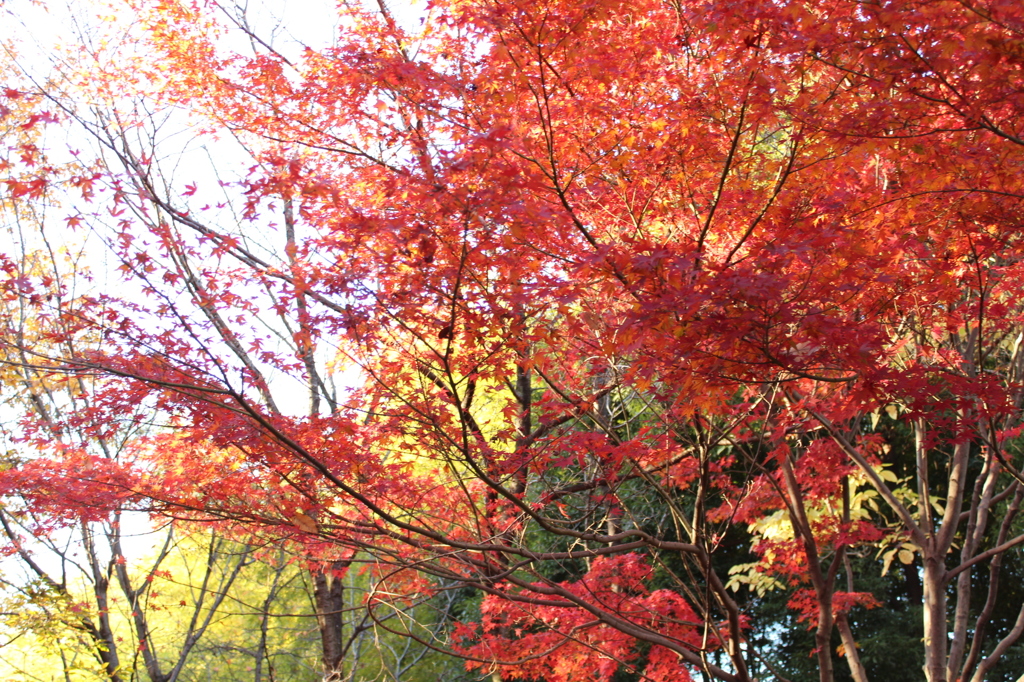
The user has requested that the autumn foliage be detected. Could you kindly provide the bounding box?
[2,0,1024,680]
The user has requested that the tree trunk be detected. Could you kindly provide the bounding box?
[836,612,869,682]
[922,555,948,682]
[313,562,348,681]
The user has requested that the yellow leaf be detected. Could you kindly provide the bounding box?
[291,513,318,534]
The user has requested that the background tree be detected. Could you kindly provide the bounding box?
[1,0,1024,681]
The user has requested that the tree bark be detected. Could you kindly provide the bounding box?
[922,555,949,682]
[313,562,349,681]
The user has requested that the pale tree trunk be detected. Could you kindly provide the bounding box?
[837,513,869,682]
[961,484,1024,681]
[948,444,1004,681]
[970,601,1024,682]
[836,613,869,682]
[922,555,949,682]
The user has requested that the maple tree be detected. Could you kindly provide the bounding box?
[0,146,270,681]
[2,0,1024,681]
